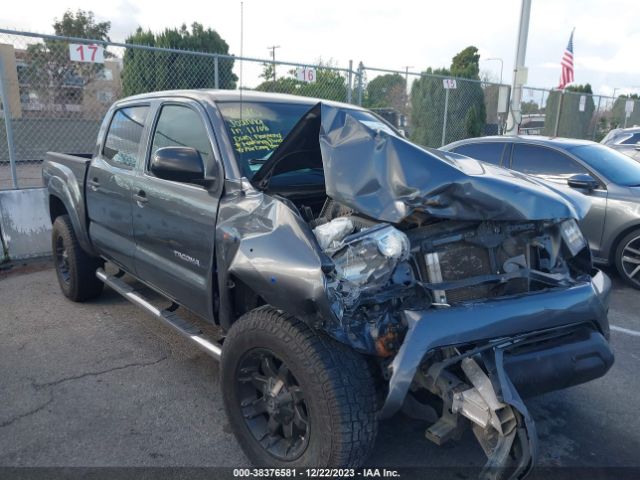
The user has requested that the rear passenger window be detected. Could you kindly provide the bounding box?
[103,106,149,168]
[452,143,505,165]
[621,133,640,145]
[511,144,587,176]
[150,105,213,168]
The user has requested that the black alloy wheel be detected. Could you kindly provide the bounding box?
[235,348,309,461]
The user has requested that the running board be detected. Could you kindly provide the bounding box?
[96,268,222,360]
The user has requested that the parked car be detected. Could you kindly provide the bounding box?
[601,126,640,162]
[519,113,545,135]
[43,92,613,478]
[442,135,640,289]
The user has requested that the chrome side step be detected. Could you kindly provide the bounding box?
[96,268,222,360]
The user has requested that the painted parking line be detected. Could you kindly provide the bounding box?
[610,325,640,337]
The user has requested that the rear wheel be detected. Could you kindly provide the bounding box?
[221,306,378,467]
[52,215,104,301]
[615,229,640,289]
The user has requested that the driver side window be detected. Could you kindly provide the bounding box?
[511,143,587,179]
[149,105,213,170]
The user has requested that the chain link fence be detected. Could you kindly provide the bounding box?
[519,86,640,141]
[358,65,510,148]
[0,28,638,190]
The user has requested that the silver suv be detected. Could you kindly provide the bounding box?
[442,135,640,289]
[601,126,640,162]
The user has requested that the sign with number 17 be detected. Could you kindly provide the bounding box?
[69,44,105,64]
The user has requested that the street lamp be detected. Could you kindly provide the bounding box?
[485,57,504,85]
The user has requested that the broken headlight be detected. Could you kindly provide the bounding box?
[332,224,410,287]
[560,219,587,256]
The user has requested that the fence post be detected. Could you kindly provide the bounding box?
[347,60,353,104]
[592,95,602,140]
[441,87,450,147]
[356,62,364,106]
[553,90,564,137]
[0,55,18,189]
[214,55,219,89]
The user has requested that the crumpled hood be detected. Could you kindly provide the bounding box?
[252,103,590,223]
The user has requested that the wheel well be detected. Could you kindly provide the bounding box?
[609,224,640,264]
[49,195,67,223]
[229,275,266,320]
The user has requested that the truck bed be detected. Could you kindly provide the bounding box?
[42,152,95,254]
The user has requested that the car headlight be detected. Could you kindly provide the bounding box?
[560,219,587,256]
[332,225,409,288]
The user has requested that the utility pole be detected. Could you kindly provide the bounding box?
[267,45,280,82]
[403,66,413,93]
[506,0,532,135]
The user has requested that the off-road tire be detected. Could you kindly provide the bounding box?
[615,229,640,289]
[221,306,379,467]
[52,215,104,301]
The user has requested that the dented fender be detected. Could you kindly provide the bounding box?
[215,179,335,330]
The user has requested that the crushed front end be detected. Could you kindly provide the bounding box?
[313,214,612,479]
[241,103,614,479]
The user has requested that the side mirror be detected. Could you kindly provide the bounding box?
[567,173,599,191]
[150,147,205,183]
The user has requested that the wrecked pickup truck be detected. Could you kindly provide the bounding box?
[43,91,613,478]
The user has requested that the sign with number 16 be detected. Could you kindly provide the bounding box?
[295,67,316,83]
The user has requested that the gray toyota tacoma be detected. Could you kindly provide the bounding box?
[43,90,614,479]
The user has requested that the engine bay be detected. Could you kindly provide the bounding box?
[303,197,592,357]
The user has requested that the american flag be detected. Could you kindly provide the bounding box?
[558,30,575,89]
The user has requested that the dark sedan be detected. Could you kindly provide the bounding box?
[442,135,640,288]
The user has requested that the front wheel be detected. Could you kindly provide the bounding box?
[615,229,640,289]
[221,307,379,467]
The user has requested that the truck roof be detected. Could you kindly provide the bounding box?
[116,89,366,111]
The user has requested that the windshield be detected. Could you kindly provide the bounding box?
[568,144,640,186]
[217,100,397,179]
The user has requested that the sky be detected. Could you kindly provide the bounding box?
[1,0,638,97]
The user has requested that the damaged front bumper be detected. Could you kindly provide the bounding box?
[382,269,613,478]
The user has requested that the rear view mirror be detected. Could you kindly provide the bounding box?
[151,147,205,183]
[567,173,599,191]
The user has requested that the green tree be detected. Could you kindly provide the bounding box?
[53,9,111,39]
[543,84,595,138]
[409,67,449,147]
[260,62,276,82]
[409,46,486,147]
[521,101,540,114]
[24,10,111,107]
[255,60,348,102]
[364,73,406,110]
[121,23,236,96]
[611,94,640,128]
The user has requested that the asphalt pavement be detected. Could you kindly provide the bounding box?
[1,262,639,477]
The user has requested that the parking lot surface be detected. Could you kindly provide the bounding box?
[1,264,639,475]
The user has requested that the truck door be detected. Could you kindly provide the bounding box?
[131,100,220,320]
[86,105,150,271]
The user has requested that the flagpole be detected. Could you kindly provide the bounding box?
[506,0,532,136]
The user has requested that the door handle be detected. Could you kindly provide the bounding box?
[88,178,100,191]
[134,190,148,205]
